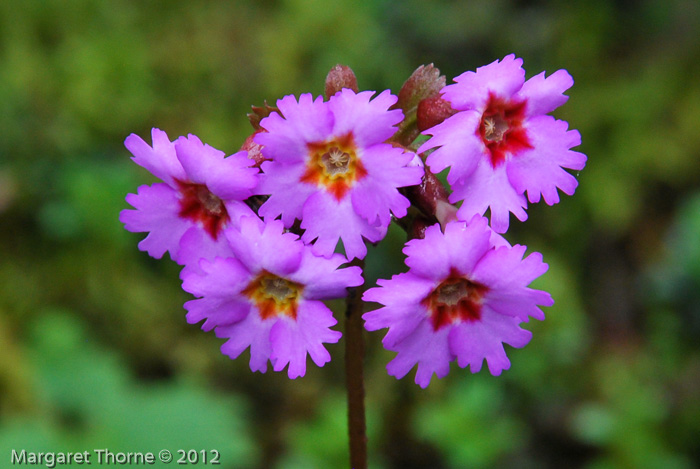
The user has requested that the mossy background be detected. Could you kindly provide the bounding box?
[1,1,700,468]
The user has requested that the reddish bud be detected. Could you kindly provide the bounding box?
[391,64,446,146]
[407,216,432,241]
[247,101,280,131]
[405,165,450,220]
[395,64,446,116]
[240,129,268,168]
[417,95,457,131]
[325,64,359,99]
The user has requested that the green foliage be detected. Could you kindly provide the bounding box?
[570,351,693,469]
[1,0,700,467]
[276,393,384,469]
[0,310,258,468]
[413,377,526,468]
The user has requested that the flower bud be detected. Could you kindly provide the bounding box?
[417,95,457,131]
[240,129,268,168]
[325,64,359,99]
[407,215,431,241]
[391,64,446,146]
[404,165,450,220]
[247,101,279,131]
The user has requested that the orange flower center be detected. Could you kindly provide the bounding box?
[422,271,489,331]
[300,132,367,201]
[242,271,303,320]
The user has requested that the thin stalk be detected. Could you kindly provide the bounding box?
[345,258,367,469]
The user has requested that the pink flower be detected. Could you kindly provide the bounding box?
[182,216,363,378]
[363,217,553,388]
[119,129,259,265]
[254,89,424,260]
[419,55,587,233]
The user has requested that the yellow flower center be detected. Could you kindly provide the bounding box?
[300,132,367,200]
[242,271,303,320]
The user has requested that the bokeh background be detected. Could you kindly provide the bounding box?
[1,0,700,467]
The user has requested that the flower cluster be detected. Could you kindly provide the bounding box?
[121,55,585,385]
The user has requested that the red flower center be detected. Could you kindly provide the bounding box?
[176,180,229,240]
[242,271,303,320]
[478,93,532,167]
[300,132,367,201]
[423,271,489,331]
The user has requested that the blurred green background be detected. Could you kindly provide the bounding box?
[1,0,699,467]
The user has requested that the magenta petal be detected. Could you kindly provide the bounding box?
[276,93,333,143]
[441,218,495,274]
[269,319,307,379]
[516,69,573,117]
[181,256,250,299]
[125,128,185,187]
[269,301,341,379]
[257,94,333,163]
[386,320,452,389]
[181,256,252,331]
[402,224,452,280]
[256,161,318,226]
[350,173,408,227]
[420,110,483,185]
[473,245,549,288]
[403,220,491,280]
[472,245,553,321]
[379,305,427,351]
[177,226,235,275]
[184,296,251,332]
[227,216,303,276]
[255,112,310,164]
[448,309,533,376]
[363,273,435,310]
[360,144,422,186]
[443,54,525,111]
[217,312,274,374]
[175,135,260,200]
[292,251,363,300]
[120,183,190,260]
[221,200,257,231]
[507,116,586,205]
[363,272,435,348]
[351,145,422,226]
[206,151,259,200]
[328,89,402,147]
[301,191,385,260]
[365,301,427,351]
[452,160,528,233]
[174,134,226,185]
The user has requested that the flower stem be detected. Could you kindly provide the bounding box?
[345,258,367,469]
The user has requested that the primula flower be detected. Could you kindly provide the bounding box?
[363,217,553,388]
[119,129,259,265]
[254,89,424,260]
[182,216,363,378]
[419,54,587,233]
